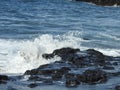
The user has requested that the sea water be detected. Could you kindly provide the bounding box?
[0,0,120,74]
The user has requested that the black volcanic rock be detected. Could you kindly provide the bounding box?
[52,67,70,81]
[86,49,106,66]
[75,0,120,6]
[52,47,80,57]
[0,75,9,84]
[28,83,38,88]
[115,85,120,90]
[65,73,76,79]
[81,69,107,84]
[25,69,55,75]
[66,79,80,87]
[23,47,120,88]
[103,65,114,70]
[42,47,80,60]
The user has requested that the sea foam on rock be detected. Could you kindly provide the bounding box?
[23,47,120,88]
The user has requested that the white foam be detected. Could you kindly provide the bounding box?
[0,31,83,74]
[0,31,120,74]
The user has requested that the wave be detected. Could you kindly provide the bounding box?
[0,31,120,74]
[0,31,83,74]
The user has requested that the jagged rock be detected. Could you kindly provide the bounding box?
[86,49,106,66]
[52,47,80,56]
[25,66,70,76]
[42,47,80,59]
[42,54,54,59]
[42,48,108,67]
[52,67,70,80]
[24,47,120,88]
[0,75,9,84]
[75,0,120,6]
[25,69,54,75]
[66,78,80,87]
[81,69,107,84]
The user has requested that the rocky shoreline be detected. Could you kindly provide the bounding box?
[74,0,120,6]
[0,47,120,90]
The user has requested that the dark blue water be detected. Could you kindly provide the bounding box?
[0,0,120,48]
[0,0,120,74]
[0,0,120,37]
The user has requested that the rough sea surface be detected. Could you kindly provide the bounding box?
[0,0,120,90]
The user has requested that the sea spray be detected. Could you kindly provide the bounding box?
[0,31,120,74]
[0,32,83,74]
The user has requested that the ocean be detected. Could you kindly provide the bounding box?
[0,0,120,74]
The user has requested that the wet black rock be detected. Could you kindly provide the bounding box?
[52,73,63,81]
[103,65,114,70]
[28,83,38,88]
[42,54,54,59]
[75,0,120,6]
[86,49,106,66]
[65,73,76,79]
[115,85,120,90]
[66,79,80,87]
[23,47,120,88]
[42,48,109,67]
[112,62,118,66]
[81,69,107,84]
[28,75,44,81]
[53,47,80,56]
[25,66,70,76]
[0,75,9,84]
[42,47,80,60]
[111,72,120,76]
[25,69,54,75]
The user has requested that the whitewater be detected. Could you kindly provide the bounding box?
[0,31,120,74]
[0,0,120,75]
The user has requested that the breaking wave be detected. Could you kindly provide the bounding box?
[0,31,120,74]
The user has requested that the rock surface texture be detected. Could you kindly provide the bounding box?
[1,47,120,89]
[23,47,120,88]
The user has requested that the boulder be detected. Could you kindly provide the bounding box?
[86,49,106,66]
